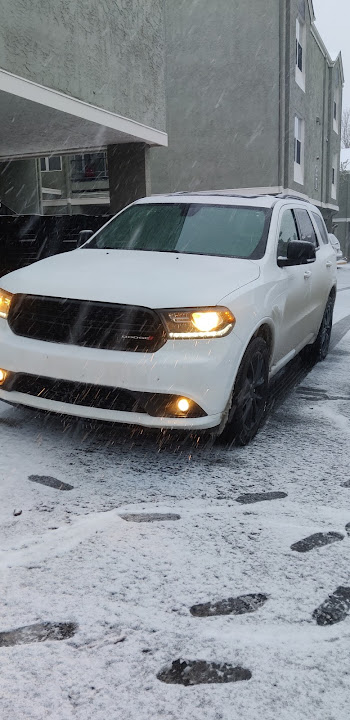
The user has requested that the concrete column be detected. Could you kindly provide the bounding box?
[107,143,151,214]
[62,155,73,216]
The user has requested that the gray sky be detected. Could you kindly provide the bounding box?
[313,0,350,108]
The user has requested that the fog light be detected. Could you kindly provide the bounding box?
[177,398,191,413]
[0,368,7,385]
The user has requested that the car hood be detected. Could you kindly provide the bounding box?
[2,249,260,307]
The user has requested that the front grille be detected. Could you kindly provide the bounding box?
[2,373,207,418]
[8,295,166,353]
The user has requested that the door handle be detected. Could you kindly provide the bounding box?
[304,270,312,279]
[326,261,332,268]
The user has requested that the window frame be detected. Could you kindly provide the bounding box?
[70,152,108,182]
[331,154,338,199]
[294,116,305,185]
[40,156,62,172]
[295,17,306,92]
[333,78,340,134]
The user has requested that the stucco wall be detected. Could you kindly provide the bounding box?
[151,0,281,193]
[0,0,165,132]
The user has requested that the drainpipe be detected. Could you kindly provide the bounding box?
[278,0,286,188]
[283,0,291,190]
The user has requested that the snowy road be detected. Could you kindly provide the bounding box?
[1,267,350,720]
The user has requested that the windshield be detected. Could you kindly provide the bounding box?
[85,203,271,259]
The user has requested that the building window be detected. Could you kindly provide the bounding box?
[296,18,306,91]
[294,116,304,185]
[296,20,303,72]
[71,153,108,182]
[40,156,62,172]
[331,154,338,199]
[333,87,340,134]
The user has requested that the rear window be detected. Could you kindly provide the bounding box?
[85,203,272,260]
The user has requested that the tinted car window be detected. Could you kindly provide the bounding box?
[85,203,272,259]
[294,209,319,247]
[277,210,299,258]
[312,212,329,244]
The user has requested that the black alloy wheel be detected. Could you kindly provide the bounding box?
[217,337,269,447]
[315,295,334,360]
[303,294,335,363]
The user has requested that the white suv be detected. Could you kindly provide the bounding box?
[0,193,337,445]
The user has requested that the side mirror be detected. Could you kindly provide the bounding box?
[278,240,316,267]
[77,230,93,247]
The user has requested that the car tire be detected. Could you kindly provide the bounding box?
[217,337,269,447]
[302,294,335,363]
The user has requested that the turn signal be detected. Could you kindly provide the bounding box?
[0,289,13,319]
[0,368,8,385]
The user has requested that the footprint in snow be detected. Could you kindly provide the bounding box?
[190,593,268,617]
[291,532,344,553]
[236,491,287,505]
[0,622,77,647]
[29,475,74,491]
[120,513,180,523]
[313,587,350,626]
[157,659,251,685]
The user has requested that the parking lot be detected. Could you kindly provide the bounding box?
[1,266,350,720]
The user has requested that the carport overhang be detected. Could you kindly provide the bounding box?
[0,68,168,160]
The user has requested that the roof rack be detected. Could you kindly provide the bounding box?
[169,191,276,199]
[168,190,312,203]
[273,193,311,203]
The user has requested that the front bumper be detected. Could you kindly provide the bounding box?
[0,319,243,429]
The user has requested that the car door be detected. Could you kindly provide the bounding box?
[309,211,337,330]
[272,207,313,363]
[294,208,335,336]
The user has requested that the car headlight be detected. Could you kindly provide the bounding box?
[0,289,13,319]
[160,307,235,339]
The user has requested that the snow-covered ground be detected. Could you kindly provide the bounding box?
[1,266,350,720]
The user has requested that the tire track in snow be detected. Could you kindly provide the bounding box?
[330,313,350,351]
[0,509,122,569]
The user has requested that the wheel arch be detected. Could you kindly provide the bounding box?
[249,321,275,365]
[217,320,274,437]
[329,285,337,302]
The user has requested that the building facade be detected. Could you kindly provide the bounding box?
[151,0,343,226]
[0,0,344,226]
[0,0,167,214]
